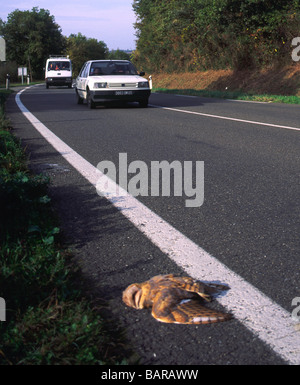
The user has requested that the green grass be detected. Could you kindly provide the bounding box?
[0,90,130,365]
[2,300,121,365]
[0,81,43,89]
[153,88,300,104]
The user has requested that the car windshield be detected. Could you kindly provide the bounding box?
[89,61,138,76]
[48,61,70,71]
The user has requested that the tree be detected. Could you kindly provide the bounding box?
[1,7,66,79]
[66,33,108,77]
[107,49,131,60]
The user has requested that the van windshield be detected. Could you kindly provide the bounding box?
[90,61,138,76]
[48,61,71,71]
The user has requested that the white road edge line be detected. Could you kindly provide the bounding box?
[16,87,300,365]
[226,99,272,104]
[153,92,270,103]
[149,104,300,132]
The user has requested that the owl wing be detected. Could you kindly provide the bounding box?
[168,276,230,302]
[151,289,232,325]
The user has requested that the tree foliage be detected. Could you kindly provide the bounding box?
[0,7,66,78]
[107,49,131,61]
[66,33,108,77]
[132,0,300,72]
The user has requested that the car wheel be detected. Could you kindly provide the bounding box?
[87,90,96,109]
[76,89,83,105]
[46,83,49,89]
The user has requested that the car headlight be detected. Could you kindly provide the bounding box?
[138,81,149,88]
[94,82,108,89]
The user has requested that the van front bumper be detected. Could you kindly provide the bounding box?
[46,77,72,86]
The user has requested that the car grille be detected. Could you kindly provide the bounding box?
[108,82,137,88]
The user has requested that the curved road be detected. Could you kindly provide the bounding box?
[7,85,300,365]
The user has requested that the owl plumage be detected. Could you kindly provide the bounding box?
[122,274,232,324]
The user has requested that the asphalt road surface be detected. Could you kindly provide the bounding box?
[7,85,300,365]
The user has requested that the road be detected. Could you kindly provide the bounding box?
[7,85,300,365]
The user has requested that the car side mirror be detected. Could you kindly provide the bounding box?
[139,71,145,76]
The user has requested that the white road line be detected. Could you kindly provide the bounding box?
[149,104,300,132]
[16,88,300,364]
[153,92,273,103]
[226,99,272,104]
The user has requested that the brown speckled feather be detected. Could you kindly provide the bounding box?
[122,274,232,324]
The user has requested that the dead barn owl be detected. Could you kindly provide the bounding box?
[122,274,232,324]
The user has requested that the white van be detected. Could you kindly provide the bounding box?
[45,55,72,88]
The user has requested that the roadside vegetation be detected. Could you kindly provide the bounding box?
[153,87,300,104]
[0,91,129,365]
[132,0,300,73]
[150,63,300,104]
[132,1,300,103]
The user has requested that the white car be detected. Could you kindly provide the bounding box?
[75,60,151,108]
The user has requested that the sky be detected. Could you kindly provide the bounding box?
[0,0,137,50]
